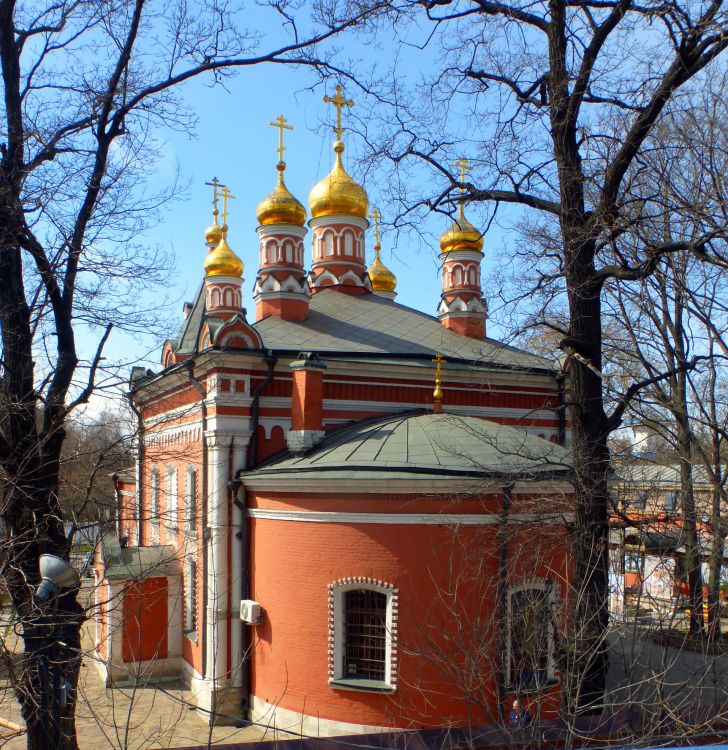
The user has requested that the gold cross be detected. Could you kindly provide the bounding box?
[269,114,293,163]
[204,177,222,216]
[432,353,446,401]
[323,84,354,140]
[370,208,382,247]
[220,185,235,226]
[455,157,471,191]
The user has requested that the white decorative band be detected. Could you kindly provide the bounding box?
[248,509,574,525]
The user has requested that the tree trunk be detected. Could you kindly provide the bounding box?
[564,279,611,710]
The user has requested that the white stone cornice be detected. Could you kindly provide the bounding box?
[256,224,307,239]
[248,508,575,525]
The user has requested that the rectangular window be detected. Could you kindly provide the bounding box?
[625,549,643,573]
[343,589,387,682]
[186,469,197,532]
[150,470,160,544]
[635,490,648,510]
[509,586,553,688]
[664,491,678,511]
[166,468,178,530]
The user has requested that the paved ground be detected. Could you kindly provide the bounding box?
[0,580,280,750]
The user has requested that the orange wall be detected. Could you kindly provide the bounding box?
[249,503,570,729]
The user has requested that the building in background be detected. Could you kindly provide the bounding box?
[95,88,575,735]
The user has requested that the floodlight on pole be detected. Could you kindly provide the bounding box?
[33,554,81,603]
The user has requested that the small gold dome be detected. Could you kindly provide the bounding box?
[368,246,397,292]
[309,141,368,219]
[257,163,306,226]
[205,217,223,247]
[204,228,243,277]
[439,207,484,253]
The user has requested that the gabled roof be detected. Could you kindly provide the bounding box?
[245,411,571,482]
[171,284,556,371]
[254,289,555,370]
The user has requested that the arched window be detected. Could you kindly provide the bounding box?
[328,579,398,691]
[149,468,160,544]
[325,232,335,257]
[468,266,477,285]
[223,289,233,307]
[344,232,354,256]
[453,266,463,285]
[165,466,178,531]
[186,467,197,532]
[507,582,555,688]
[284,241,293,263]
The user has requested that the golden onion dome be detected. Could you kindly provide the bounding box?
[204,227,243,278]
[439,206,484,253]
[205,219,223,247]
[368,245,397,292]
[257,163,306,226]
[309,141,368,219]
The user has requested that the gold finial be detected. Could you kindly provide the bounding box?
[370,208,382,248]
[455,157,471,188]
[323,84,354,141]
[204,177,223,246]
[432,353,446,411]
[269,114,293,165]
[205,176,222,213]
[454,157,471,218]
[220,185,235,227]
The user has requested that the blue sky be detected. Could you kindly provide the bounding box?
[78,7,523,412]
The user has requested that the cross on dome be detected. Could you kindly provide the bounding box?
[269,114,293,164]
[220,185,235,226]
[323,84,354,141]
[370,208,382,247]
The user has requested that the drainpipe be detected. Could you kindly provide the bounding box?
[125,394,144,546]
[496,482,513,728]
[234,351,277,719]
[186,360,209,679]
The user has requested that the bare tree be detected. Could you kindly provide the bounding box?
[0,1,386,747]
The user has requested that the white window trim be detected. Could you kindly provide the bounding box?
[506,579,557,690]
[328,577,398,692]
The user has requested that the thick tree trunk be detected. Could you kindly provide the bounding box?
[564,280,611,710]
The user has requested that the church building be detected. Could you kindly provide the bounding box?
[97,86,575,736]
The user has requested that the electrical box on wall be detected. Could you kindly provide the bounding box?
[239,599,263,624]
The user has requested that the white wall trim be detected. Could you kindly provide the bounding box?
[248,509,575,525]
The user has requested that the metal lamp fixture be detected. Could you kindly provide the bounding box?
[33,554,81,603]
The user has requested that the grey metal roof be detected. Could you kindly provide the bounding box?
[253,290,554,370]
[174,282,206,355]
[99,533,179,580]
[245,411,571,482]
[615,463,723,487]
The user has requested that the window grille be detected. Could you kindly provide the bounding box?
[509,587,552,687]
[343,589,387,681]
[186,469,197,531]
